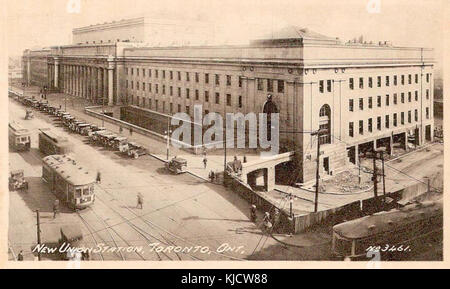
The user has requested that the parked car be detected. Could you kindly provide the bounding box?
[165,157,187,174]
[9,170,28,191]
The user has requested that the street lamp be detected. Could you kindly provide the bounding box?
[311,128,328,213]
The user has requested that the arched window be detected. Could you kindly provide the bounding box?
[263,94,279,141]
[319,104,331,144]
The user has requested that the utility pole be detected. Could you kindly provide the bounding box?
[36,210,41,261]
[372,153,378,198]
[223,96,227,173]
[311,128,327,213]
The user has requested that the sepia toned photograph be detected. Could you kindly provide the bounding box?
[1,0,447,268]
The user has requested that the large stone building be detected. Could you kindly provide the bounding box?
[21,22,434,183]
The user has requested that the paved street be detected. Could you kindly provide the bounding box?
[8,97,285,261]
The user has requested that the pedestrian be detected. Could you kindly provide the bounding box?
[203,157,207,169]
[209,170,215,182]
[272,208,280,233]
[96,171,101,184]
[137,193,143,209]
[119,126,123,134]
[17,250,24,261]
[262,212,272,232]
[129,127,133,136]
[59,104,62,110]
[243,155,247,163]
[53,199,60,219]
[250,204,257,222]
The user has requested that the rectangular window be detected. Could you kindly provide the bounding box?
[386,94,389,106]
[186,106,190,115]
[170,71,173,80]
[349,122,354,137]
[195,72,199,83]
[415,109,418,122]
[426,107,430,119]
[137,69,139,77]
[238,77,243,88]
[426,73,430,83]
[408,111,411,123]
[137,81,139,90]
[319,80,324,93]
[226,75,231,86]
[368,118,373,132]
[401,112,404,125]
[143,83,146,91]
[149,69,152,77]
[178,104,181,113]
[401,93,405,103]
[394,75,397,86]
[377,95,381,107]
[385,115,390,128]
[359,120,364,135]
[162,101,165,112]
[377,76,381,87]
[359,98,363,110]
[415,74,418,83]
[368,77,373,88]
[359,77,364,89]
[126,80,128,88]
[162,70,166,79]
[149,83,152,92]
[238,95,242,108]
[279,80,285,93]
[386,76,390,86]
[205,91,209,102]
[170,103,173,113]
[186,72,190,82]
[408,92,411,102]
[143,69,145,77]
[257,78,263,90]
[408,74,412,84]
[393,93,397,105]
[215,74,220,85]
[267,79,273,92]
[415,91,418,101]
[155,84,158,94]
[327,80,331,92]
[170,86,173,96]
[178,87,181,97]
[393,113,397,126]
[131,81,134,89]
[155,99,158,110]
[349,78,354,90]
[401,75,405,85]
[186,88,190,99]
[368,97,373,109]
[205,73,209,84]
[131,68,134,75]
[226,94,231,106]
[426,89,429,99]
[155,69,158,78]
[215,92,220,104]
[195,89,199,100]
[162,85,165,95]
[377,116,381,130]
[349,99,354,112]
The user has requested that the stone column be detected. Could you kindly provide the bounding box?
[97,68,103,103]
[103,68,108,102]
[54,57,59,88]
[107,60,114,106]
[93,67,98,103]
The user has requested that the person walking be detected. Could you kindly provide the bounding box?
[17,250,24,261]
[129,127,133,136]
[203,157,208,169]
[96,171,101,184]
[53,199,60,219]
[137,193,143,209]
[262,212,272,233]
[250,204,257,222]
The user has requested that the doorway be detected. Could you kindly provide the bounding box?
[323,157,330,174]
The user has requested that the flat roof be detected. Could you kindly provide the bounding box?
[42,155,96,186]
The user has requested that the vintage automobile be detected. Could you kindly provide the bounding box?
[39,102,49,112]
[25,109,34,120]
[69,120,84,132]
[165,157,188,174]
[101,133,118,148]
[9,170,29,191]
[58,225,86,260]
[126,142,147,159]
[46,106,57,115]
[30,99,39,108]
[75,123,91,135]
[113,136,128,151]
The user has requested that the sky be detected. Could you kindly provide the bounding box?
[6,0,445,74]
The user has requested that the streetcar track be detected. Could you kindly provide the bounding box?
[76,211,106,261]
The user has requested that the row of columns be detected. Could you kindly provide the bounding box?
[50,57,114,106]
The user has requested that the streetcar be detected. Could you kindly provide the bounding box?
[331,199,443,260]
[38,128,73,156]
[42,155,96,210]
[8,122,31,151]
